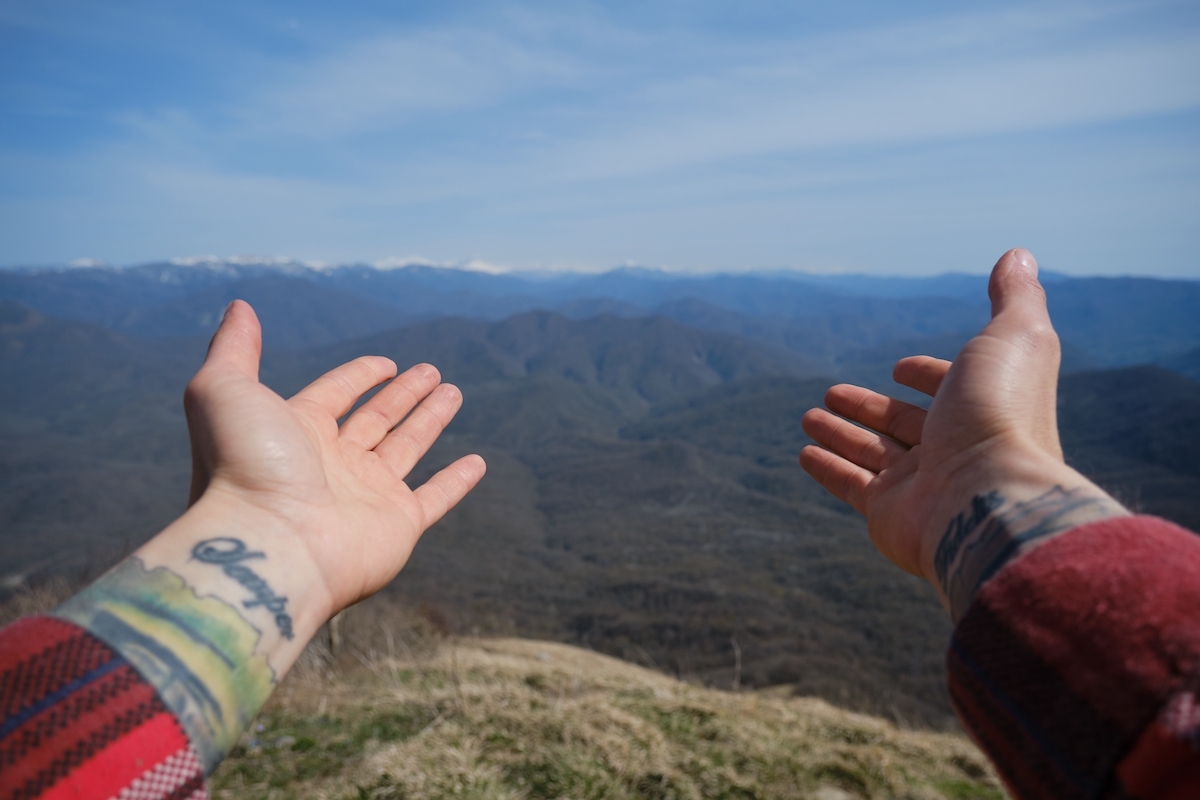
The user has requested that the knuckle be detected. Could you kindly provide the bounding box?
[1024,320,1061,354]
[359,405,393,433]
[890,406,919,436]
[182,375,211,410]
[327,370,357,400]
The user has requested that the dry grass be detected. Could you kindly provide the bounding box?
[2,577,1002,798]
[0,577,74,627]
[210,636,1005,800]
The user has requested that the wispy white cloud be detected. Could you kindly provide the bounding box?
[244,29,582,138]
[543,32,1200,183]
[2,1,1198,273]
[111,2,1199,186]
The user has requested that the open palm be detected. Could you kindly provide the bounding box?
[799,249,1065,581]
[183,300,486,612]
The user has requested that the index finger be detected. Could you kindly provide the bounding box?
[289,356,398,420]
[824,384,928,448]
[340,363,441,451]
[893,356,951,398]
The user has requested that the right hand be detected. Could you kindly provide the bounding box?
[799,249,1125,611]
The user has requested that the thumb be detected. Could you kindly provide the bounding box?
[203,300,262,382]
[988,248,1049,326]
[185,301,263,505]
[982,248,1064,458]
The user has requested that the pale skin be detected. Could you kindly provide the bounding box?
[135,299,486,677]
[799,248,1128,617]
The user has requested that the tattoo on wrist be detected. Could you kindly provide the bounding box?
[193,538,294,640]
[54,557,277,774]
[934,486,1126,622]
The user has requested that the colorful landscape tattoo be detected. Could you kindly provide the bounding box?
[934,485,1126,622]
[54,556,277,774]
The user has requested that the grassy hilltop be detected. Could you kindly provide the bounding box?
[207,631,1004,800]
[1,587,1004,799]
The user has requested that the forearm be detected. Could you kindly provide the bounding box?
[946,513,1200,798]
[924,454,1200,797]
[917,450,1129,621]
[53,489,334,774]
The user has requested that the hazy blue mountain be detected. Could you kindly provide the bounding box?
[1046,278,1200,367]
[265,310,820,412]
[0,300,198,433]
[4,262,1198,371]
[1159,345,1200,381]
[0,301,197,583]
[650,296,988,360]
[0,265,206,324]
[775,269,1077,299]
[1058,366,1200,531]
[4,296,1200,725]
[110,275,409,350]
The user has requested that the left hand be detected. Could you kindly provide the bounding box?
[181,300,486,614]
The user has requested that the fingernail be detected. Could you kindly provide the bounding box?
[221,301,235,321]
[1010,248,1038,273]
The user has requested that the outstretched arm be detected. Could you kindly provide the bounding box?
[800,248,1126,619]
[1,301,485,793]
[800,250,1200,798]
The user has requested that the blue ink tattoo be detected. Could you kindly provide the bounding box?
[192,538,295,640]
[934,487,1124,622]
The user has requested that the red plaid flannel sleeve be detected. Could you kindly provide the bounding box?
[0,615,207,800]
[948,516,1200,799]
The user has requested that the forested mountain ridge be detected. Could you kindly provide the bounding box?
[4,261,1199,368]
[3,262,1198,726]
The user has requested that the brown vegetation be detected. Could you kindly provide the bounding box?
[210,605,1006,800]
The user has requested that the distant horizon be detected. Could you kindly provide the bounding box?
[1,253,1196,282]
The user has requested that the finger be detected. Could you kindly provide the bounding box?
[988,248,1041,315]
[822,384,929,448]
[799,445,871,514]
[802,407,908,472]
[413,454,487,528]
[290,356,398,420]
[375,383,464,476]
[986,247,1061,357]
[986,247,1062,366]
[893,356,951,397]
[340,363,441,451]
[202,300,262,381]
[986,248,1063,456]
[186,301,262,505]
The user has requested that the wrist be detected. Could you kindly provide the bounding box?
[54,487,337,775]
[134,485,335,671]
[919,447,1129,622]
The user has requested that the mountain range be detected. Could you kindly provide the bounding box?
[2,259,1198,727]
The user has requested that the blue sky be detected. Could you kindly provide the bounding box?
[1,1,1198,275]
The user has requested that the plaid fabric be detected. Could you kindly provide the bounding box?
[949,515,1200,799]
[0,616,208,800]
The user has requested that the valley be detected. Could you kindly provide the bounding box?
[2,262,1198,728]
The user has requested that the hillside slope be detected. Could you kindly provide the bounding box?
[209,635,1005,800]
[6,306,1200,727]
